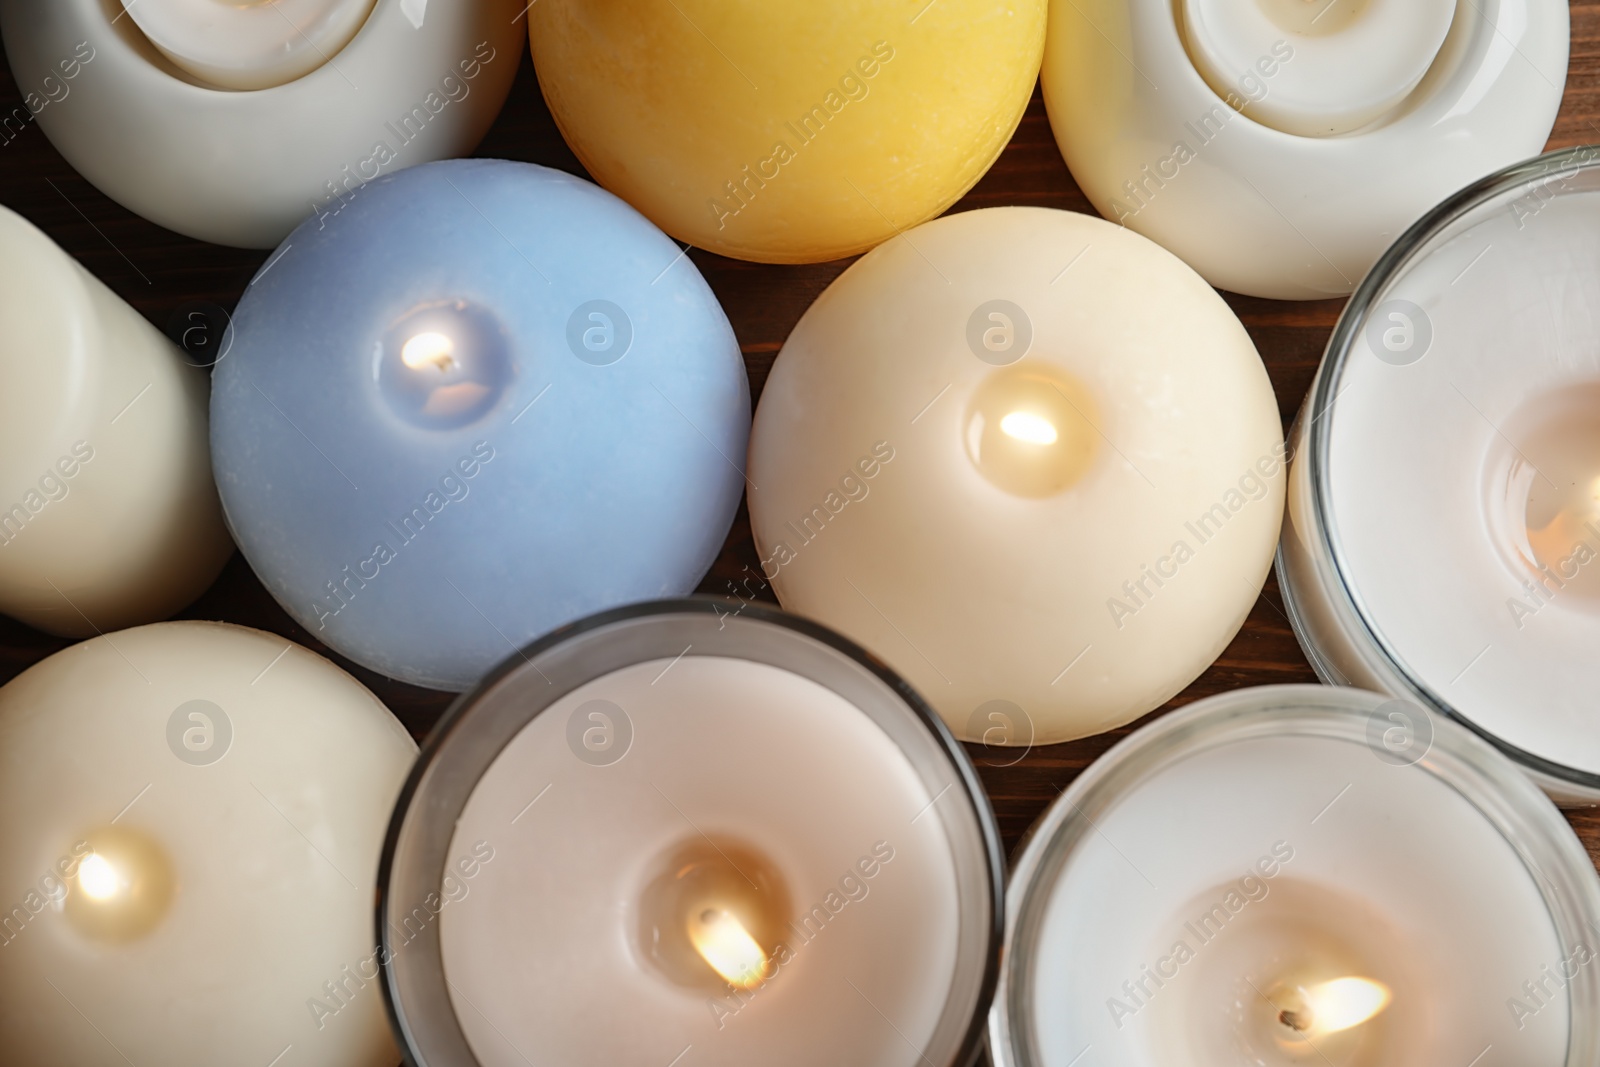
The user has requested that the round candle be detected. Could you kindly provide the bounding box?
[0,205,232,636]
[526,0,1046,263]
[1280,148,1600,803]
[1180,0,1455,136]
[119,0,376,90]
[212,159,749,691]
[379,601,1002,1067]
[0,621,417,1067]
[747,207,1284,744]
[990,686,1600,1067]
[1040,0,1568,298]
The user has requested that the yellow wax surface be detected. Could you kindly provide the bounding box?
[747,207,1284,744]
[528,1,1045,263]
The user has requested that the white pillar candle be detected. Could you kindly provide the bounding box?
[0,621,417,1067]
[119,0,376,91]
[1181,0,1456,136]
[1279,148,1600,803]
[0,205,232,636]
[990,686,1600,1067]
[379,602,1001,1067]
[747,207,1284,745]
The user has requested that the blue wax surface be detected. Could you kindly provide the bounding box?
[212,160,749,690]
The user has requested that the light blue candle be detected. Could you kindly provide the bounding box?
[211,159,749,690]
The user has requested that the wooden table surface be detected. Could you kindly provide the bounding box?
[2,12,1598,880]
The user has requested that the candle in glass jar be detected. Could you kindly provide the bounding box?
[118,0,376,90]
[990,685,1600,1067]
[748,206,1284,745]
[379,601,1002,1067]
[0,205,232,636]
[0,621,417,1067]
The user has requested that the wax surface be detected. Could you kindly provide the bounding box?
[0,622,416,1067]
[120,0,375,90]
[442,656,962,1066]
[212,159,749,691]
[0,205,232,636]
[1321,189,1600,776]
[527,1,1045,263]
[747,207,1284,744]
[1026,733,1566,1065]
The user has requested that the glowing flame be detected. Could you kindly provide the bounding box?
[1000,410,1058,446]
[688,907,770,989]
[78,853,122,902]
[1281,977,1391,1036]
[401,331,456,372]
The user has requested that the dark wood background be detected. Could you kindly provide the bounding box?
[2,12,1598,874]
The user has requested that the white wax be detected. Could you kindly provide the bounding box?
[0,621,417,1067]
[1181,0,1456,136]
[0,205,233,636]
[748,207,1284,744]
[1028,733,1566,1065]
[441,656,963,1066]
[1325,189,1600,776]
[120,0,376,91]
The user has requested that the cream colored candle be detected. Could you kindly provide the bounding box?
[119,0,377,91]
[748,207,1284,744]
[0,206,232,636]
[0,621,416,1067]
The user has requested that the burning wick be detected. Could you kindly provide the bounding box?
[687,906,771,989]
[1275,976,1392,1037]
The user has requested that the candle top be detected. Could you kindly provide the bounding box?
[1181,0,1456,136]
[1321,172,1600,779]
[120,0,376,91]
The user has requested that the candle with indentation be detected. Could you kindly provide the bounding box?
[118,0,376,91]
[526,0,1046,263]
[0,205,232,637]
[0,621,417,1067]
[211,159,749,691]
[747,206,1284,745]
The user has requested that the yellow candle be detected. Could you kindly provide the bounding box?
[527,0,1045,263]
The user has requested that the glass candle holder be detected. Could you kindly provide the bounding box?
[1279,147,1600,805]
[990,685,1600,1067]
[378,599,1003,1067]
[1040,0,1566,298]
[0,0,523,246]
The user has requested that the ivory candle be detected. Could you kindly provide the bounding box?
[211,159,749,692]
[0,621,417,1067]
[747,207,1284,745]
[526,0,1045,263]
[990,686,1600,1067]
[1280,148,1600,803]
[379,601,1002,1067]
[0,205,232,637]
[118,0,376,91]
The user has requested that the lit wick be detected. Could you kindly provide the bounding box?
[687,906,771,989]
[1275,976,1391,1038]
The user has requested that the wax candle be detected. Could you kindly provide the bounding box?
[0,621,417,1067]
[118,0,375,91]
[0,0,523,246]
[989,685,1600,1067]
[0,204,232,637]
[1041,0,1567,298]
[746,207,1283,745]
[1280,147,1600,804]
[379,601,1002,1067]
[526,0,1046,263]
[212,160,750,692]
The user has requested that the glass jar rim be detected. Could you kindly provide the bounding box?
[1298,145,1600,794]
[989,683,1600,1067]
[375,597,1006,1067]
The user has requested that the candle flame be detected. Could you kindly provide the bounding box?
[401,331,456,372]
[1285,977,1391,1036]
[78,853,122,902]
[1000,410,1058,446]
[687,907,770,989]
